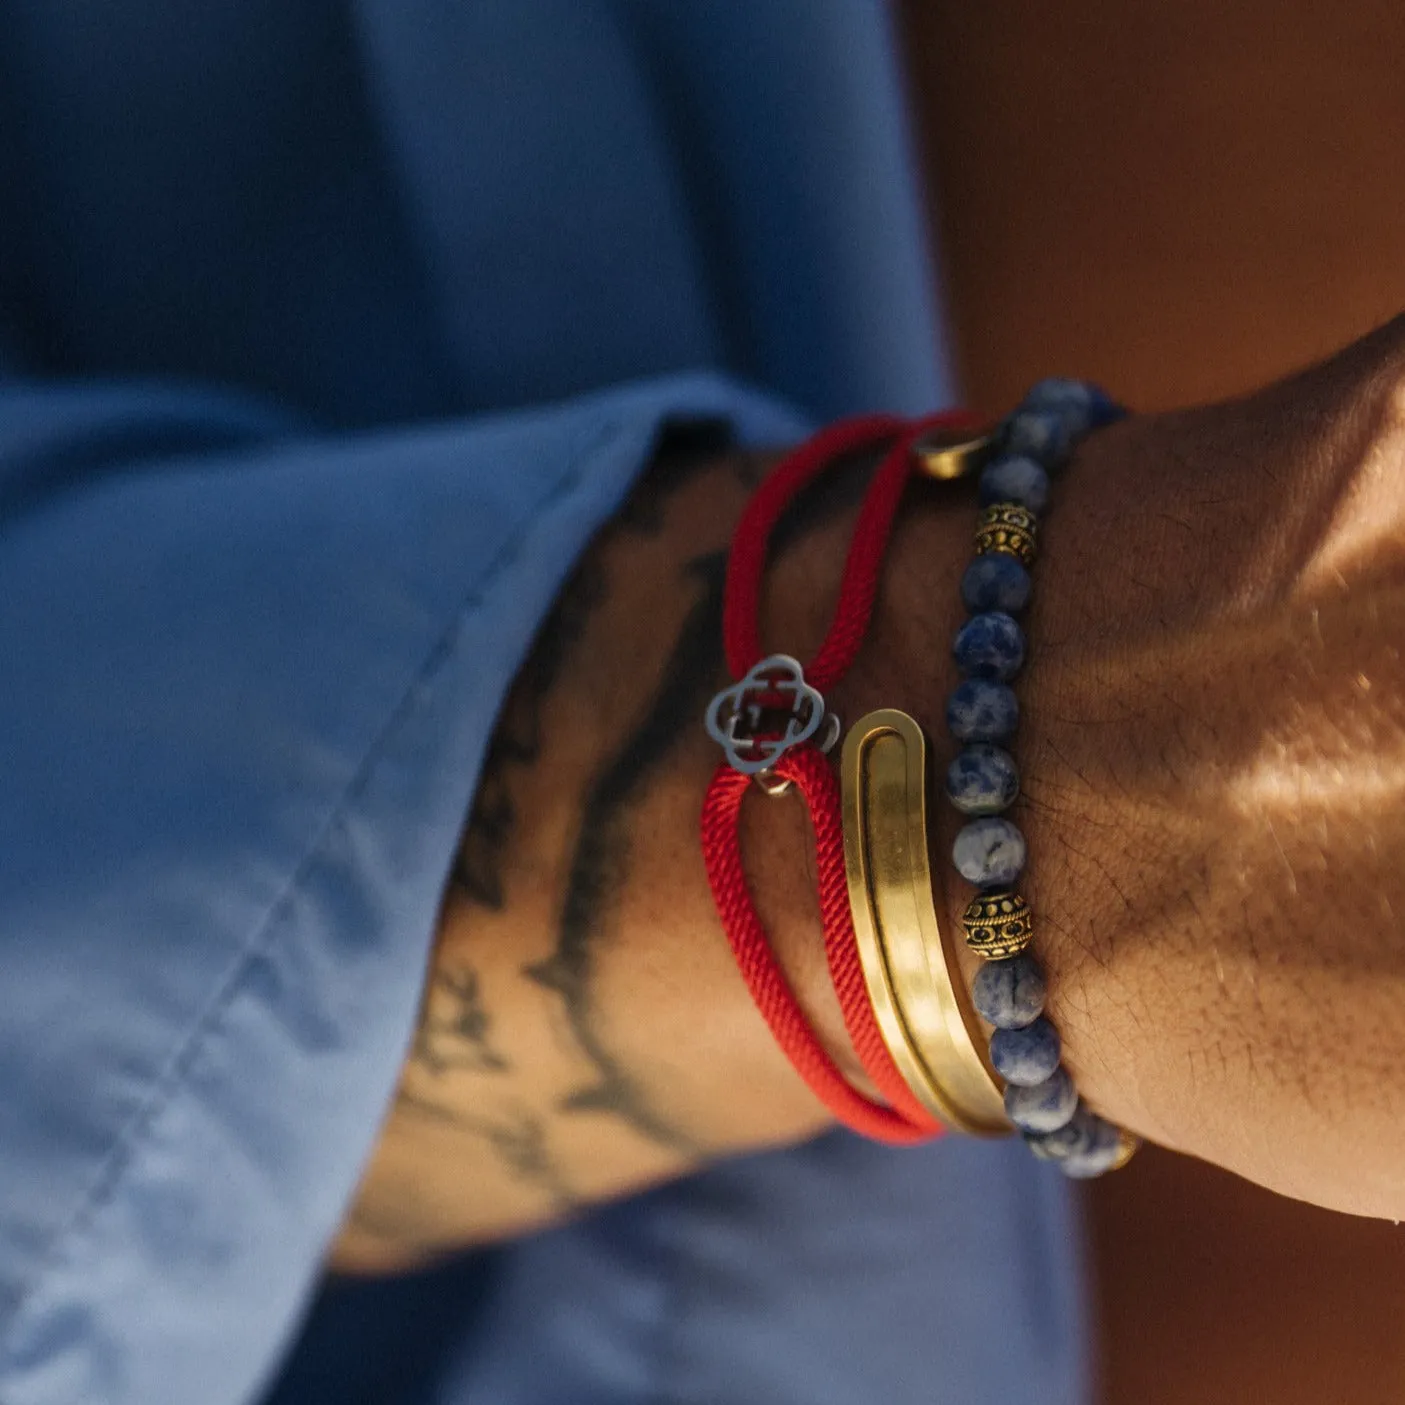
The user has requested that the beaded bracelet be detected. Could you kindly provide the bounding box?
[939,378,1139,1178]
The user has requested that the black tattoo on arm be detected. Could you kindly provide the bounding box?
[450,428,740,908]
[412,963,510,1076]
[396,1091,579,1214]
[525,549,728,1156]
[522,446,885,1150]
[342,1099,576,1253]
[451,557,606,907]
[452,431,776,909]
[442,441,881,1160]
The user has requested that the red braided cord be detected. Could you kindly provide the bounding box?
[723,409,990,688]
[722,414,904,683]
[701,755,930,1143]
[704,409,987,1143]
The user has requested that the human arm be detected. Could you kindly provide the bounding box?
[0,369,806,1401]
[338,316,1405,1271]
[331,432,872,1270]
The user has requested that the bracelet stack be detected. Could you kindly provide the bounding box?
[939,378,1138,1177]
[700,385,1140,1176]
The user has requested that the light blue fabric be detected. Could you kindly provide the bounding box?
[0,3,1088,1403]
[267,1134,1084,1405]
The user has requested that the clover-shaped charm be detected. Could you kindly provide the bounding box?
[705,653,827,775]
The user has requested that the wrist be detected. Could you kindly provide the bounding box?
[714,325,1405,1213]
[715,396,1140,1160]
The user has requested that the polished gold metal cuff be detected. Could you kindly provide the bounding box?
[841,709,1011,1136]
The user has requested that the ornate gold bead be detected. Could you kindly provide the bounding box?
[975,502,1038,566]
[961,889,1034,959]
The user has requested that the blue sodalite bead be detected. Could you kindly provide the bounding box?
[1022,377,1089,409]
[952,817,1026,886]
[1024,1105,1125,1177]
[946,679,1019,743]
[1004,1066,1078,1134]
[990,1016,1061,1087]
[978,456,1050,515]
[1022,377,1122,432]
[1060,1118,1127,1178]
[960,554,1031,614]
[972,952,1046,1029]
[945,743,1019,815]
[1025,1103,1098,1161]
[1002,409,1075,467]
[952,611,1025,681]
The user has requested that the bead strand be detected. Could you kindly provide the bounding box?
[942,378,1138,1178]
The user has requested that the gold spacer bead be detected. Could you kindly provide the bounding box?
[1109,1129,1143,1172]
[975,502,1038,566]
[961,889,1035,960]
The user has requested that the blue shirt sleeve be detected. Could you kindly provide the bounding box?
[0,371,806,1405]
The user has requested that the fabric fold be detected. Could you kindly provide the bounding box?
[0,371,804,1405]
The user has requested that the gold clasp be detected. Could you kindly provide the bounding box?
[911,425,997,481]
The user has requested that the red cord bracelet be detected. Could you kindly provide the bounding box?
[701,409,987,1144]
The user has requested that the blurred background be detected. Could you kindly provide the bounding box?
[896,4,1405,1401]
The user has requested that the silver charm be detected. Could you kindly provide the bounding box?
[705,653,830,777]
